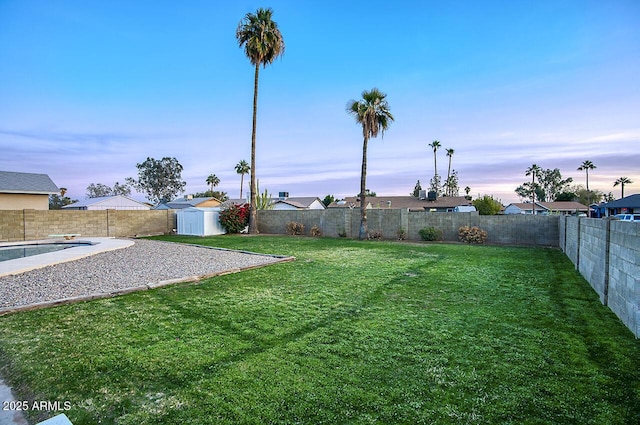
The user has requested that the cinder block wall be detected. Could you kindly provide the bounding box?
[561,217,639,338]
[258,209,560,246]
[607,221,640,338]
[0,210,177,241]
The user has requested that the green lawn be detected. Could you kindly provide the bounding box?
[0,236,638,424]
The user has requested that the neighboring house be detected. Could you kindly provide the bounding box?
[0,170,59,210]
[598,194,640,217]
[63,195,150,210]
[504,201,588,215]
[164,196,221,210]
[329,196,473,212]
[272,197,326,210]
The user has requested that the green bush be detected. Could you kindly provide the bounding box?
[419,227,443,241]
[458,225,488,244]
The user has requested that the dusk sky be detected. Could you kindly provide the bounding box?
[1,0,638,204]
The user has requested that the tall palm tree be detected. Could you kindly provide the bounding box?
[613,177,633,199]
[445,148,454,196]
[577,160,596,191]
[234,160,250,200]
[347,88,394,239]
[206,174,220,193]
[429,140,441,179]
[236,7,285,233]
[525,164,542,215]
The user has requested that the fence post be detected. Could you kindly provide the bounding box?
[575,217,581,271]
[603,218,610,306]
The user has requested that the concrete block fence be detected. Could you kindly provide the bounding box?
[560,217,640,338]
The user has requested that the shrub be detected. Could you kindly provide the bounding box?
[310,225,322,237]
[219,203,249,233]
[397,227,406,240]
[368,230,383,240]
[458,226,488,244]
[337,227,347,238]
[286,221,305,235]
[419,227,443,241]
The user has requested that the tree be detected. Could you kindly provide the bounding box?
[235,160,250,200]
[473,195,503,215]
[537,168,573,202]
[464,186,471,200]
[445,148,454,196]
[444,170,459,197]
[322,194,335,207]
[577,160,596,191]
[191,190,228,202]
[236,7,285,234]
[613,177,633,199]
[126,157,186,204]
[49,187,76,210]
[86,182,131,198]
[525,164,542,214]
[206,174,220,193]
[411,180,422,197]
[347,88,394,239]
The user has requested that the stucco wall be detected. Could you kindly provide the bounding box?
[0,194,50,210]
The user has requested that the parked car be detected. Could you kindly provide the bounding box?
[612,214,640,222]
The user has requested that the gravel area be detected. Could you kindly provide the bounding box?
[0,239,291,311]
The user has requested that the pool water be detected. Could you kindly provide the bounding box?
[0,244,83,262]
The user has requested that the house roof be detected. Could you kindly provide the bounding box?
[273,197,324,209]
[0,170,59,195]
[538,202,589,211]
[329,196,473,211]
[166,197,220,209]
[505,203,546,211]
[601,194,640,209]
[62,195,148,208]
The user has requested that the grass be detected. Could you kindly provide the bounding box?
[0,235,638,424]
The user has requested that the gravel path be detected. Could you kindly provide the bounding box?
[0,239,291,311]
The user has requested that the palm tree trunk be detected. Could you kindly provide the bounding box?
[240,173,244,200]
[446,157,452,196]
[531,172,536,215]
[586,170,589,191]
[248,63,259,234]
[359,135,369,239]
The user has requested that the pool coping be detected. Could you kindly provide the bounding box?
[0,238,134,278]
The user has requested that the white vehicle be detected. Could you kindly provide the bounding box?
[453,205,477,213]
[613,214,640,222]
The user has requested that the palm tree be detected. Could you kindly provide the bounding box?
[429,140,441,179]
[525,164,542,215]
[347,88,394,239]
[205,174,220,193]
[613,177,633,199]
[236,7,285,234]
[234,160,250,200]
[577,160,596,191]
[445,148,454,196]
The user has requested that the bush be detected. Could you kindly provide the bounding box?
[286,221,305,235]
[419,227,443,241]
[368,230,383,240]
[397,228,406,240]
[458,226,488,244]
[310,225,322,237]
[219,203,249,233]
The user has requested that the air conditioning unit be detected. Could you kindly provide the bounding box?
[418,190,427,200]
[427,191,437,201]
[278,192,289,199]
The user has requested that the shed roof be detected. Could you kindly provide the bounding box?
[167,197,220,209]
[0,170,59,195]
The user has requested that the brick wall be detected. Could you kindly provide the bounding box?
[0,210,177,241]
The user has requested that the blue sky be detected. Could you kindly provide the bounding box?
[1,0,638,204]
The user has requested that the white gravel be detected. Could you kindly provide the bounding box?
[0,239,290,311]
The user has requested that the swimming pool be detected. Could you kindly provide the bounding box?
[0,243,86,262]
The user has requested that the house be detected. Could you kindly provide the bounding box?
[329,196,473,212]
[63,195,150,210]
[598,194,640,217]
[163,196,221,210]
[272,197,326,210]
[0,170,59,210]
[504,201,588,215]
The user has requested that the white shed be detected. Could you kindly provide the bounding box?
[176,207,226,236]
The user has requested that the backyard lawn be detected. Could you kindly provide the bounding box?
[0,235,638,424]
